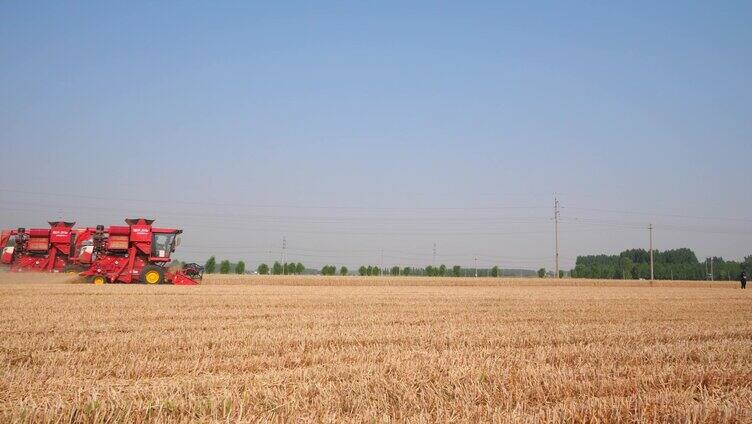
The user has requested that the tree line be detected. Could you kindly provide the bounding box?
[571,248,752,280]
[204,257,307,275]
[200,256,512,277]
[257,261,306,275]
[201,248,752,280]
[330,264,503,277]
[309,265,504,277]
[203,256,246,274]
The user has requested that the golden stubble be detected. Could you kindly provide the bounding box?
[0,273,750,423]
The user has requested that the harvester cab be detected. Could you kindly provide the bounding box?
[81,218,200,285]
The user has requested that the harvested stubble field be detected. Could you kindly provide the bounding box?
[0,273,751,423]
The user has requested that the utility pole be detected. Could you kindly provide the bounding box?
[649,223,654,281]
[282,236,287,274]
[554,195,560,279]
[474,256,478,277]
[432,242,437,267]
[710,257,714,281]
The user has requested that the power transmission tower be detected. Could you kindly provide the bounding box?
[649,223,654,281]
[282,236,287,274]
[554,195,560,279]
[432,242,437,267]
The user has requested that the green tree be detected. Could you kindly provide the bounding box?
[272,261,283,275]
[324,265,340,276]
[425,265,435,277]
[339,266,348,276]
[358,266,367,276]
[619,256,633,279]
[219,260,230,274]
[235,260,245,274]
[391,266,400,276]
[438,264,447,277]
[402,267,411,276]
[205,256,216,274]
[558,270,564,278]
[742,255,752,276]
[296,262,304,275]
[537,268,546,278]
[257,263,269,275]
[571,247,735,280]
[452,265,461,277]
[490,265,500,277]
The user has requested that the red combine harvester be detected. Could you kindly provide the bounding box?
[0,222,98,272]
[80,218,202,285]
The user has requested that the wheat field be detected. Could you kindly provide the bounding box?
[1,273,751,423]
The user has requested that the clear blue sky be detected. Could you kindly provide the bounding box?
[1,2,750,269]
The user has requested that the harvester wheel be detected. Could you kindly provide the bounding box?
[63,265,78,274]
[89,275,107,285]
[141,265,164,284]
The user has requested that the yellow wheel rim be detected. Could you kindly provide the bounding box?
[145,270,160,284]
[93,276,106,285]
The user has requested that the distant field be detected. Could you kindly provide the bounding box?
[0,273,750,422]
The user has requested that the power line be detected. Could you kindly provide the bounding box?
[0,188,550,211]
[3,188,751,269]
[563,206,752,223]
[0,199,555,223]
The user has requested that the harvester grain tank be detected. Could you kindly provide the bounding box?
[80,218,202,285]
[0,222,98,272]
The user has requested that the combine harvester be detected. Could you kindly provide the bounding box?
[0,221,98,272]
[80,218,203,285]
